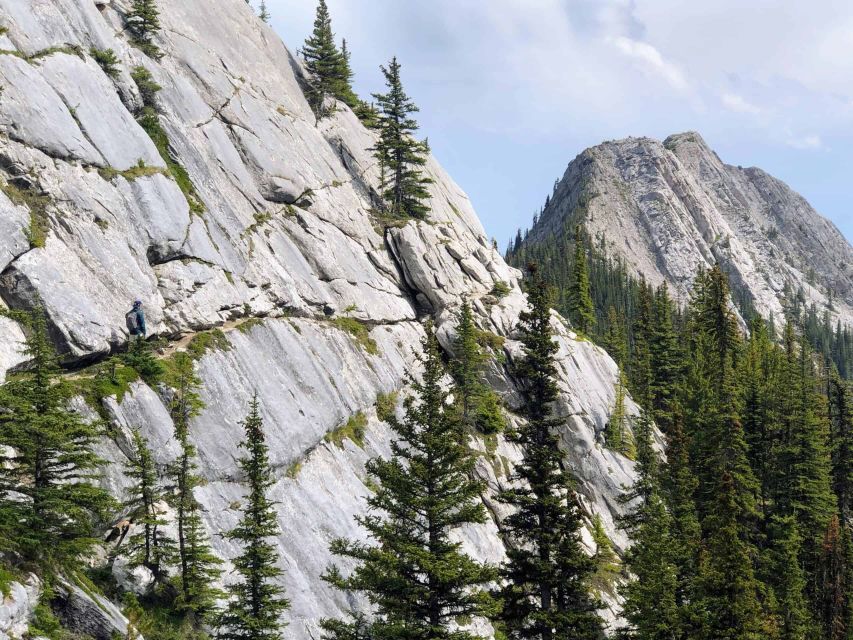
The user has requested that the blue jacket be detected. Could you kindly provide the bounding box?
[133,306,146,336]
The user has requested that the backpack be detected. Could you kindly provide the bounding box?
[126,309,140,334]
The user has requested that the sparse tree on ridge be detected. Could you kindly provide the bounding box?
[217,394,289,640]
[322,325,496,640]
[372,56,433,219]
[167,352,223,623]
[128,0,162,59]
[0,308,114,565]
[496,264,603,640]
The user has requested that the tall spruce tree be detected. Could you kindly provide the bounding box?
[661,406,701,629]
[497,265,602,640]
[816,516,847,640]
[828,371,853,524]
[449,299,504,434]
[128,0,162,58]
[568,226,594,335]
[302,0,353,116]
[777,326,835,585]
[0,308,113,565]
[217,395,289,640]
[258,0,270,23]
[648,283,680,433]
[765,515,811,640]
[123,428,177,583]
[168,352,223,622]
[618,412,681,640]
[322,325,496,640]
[371,57,433,219]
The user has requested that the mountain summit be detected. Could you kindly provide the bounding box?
[519,131,853,328]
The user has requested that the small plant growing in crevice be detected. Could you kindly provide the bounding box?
[490,280,511,298]
[90,47,120,78]
[325,411,367,448]
[375,390,398,422]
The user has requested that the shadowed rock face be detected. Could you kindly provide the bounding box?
[526,132,853,327]
[0,0,642,635]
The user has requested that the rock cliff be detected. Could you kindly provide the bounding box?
[0,0,640,636]
[525,132,853,327]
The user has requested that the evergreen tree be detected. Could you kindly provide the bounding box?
[661,407,701,628]
[765,515,811,640]
[602,305,628,367]
[694,472,765,640]
[449,299,504,434]
[828,371,853,525]
[258,0,270,23]
[497,265,603,640]
[128,0,162,58]
[322,325,496,640]
[302,0,353,116]
[568,225,594,335]
[217,395,289,640]
[629,278,654,410]
[0,308,113,565]
[337,39,359,108]
[372,57,433,219]
[816,516,847,640]
[648,283,680,433]
[123,429,177,583]
[777,327,835,584]
[604,367,634,458]
[618,412,681,640]
[167,352,223,622]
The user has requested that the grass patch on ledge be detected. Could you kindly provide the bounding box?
[98,159,167,182]
[1,180,51,248]
[331,317,379,355]
[325,411,368,448]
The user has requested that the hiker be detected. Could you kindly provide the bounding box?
[126,299,146,338]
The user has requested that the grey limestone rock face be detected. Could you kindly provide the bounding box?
[0,574,40,640]
[0,0,644,635]
[526,132,853,328]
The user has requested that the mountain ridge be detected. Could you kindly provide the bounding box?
[523,130,853,328]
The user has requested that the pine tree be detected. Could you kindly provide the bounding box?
[568,226,594,335]
[618,411,681,640]
[337,39,359,108]
[128,0,162,58]
[0,308,114,565]
[449,299,504,434]
[497,264,603,640]
[372,57,433,219]
[167,352,223,622]
[661,407,701,628]
[123,429,177,583]
[322,325,496,640]
[777,326,835,583]
[258,0,270,23]
[766,515,811,640]
[694,472,765,640]
[302,0,353,116]
[604,367,633,457]
[816,516,847,640]
[828,371,853,525]
[217,395,289,640]
[602,305,628,367]
[649,283,680,433]
[630,278,654,410]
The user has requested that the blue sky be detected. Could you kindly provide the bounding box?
[266,0,853,248]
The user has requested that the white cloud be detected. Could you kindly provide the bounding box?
[607,35,689,91]
[785,133,824,150]
[721,92,763,115]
